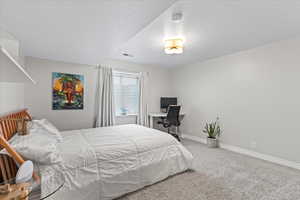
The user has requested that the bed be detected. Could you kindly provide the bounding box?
[0,109,193,200]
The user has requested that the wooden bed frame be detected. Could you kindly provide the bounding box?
[0,109,32,183]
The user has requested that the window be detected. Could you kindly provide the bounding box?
[113,71,139,116]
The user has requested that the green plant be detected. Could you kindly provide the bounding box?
[203,118,221,139]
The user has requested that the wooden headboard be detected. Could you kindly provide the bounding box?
[0,109,32,143]
[0,109,32,183]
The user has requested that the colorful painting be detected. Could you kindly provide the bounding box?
[52,72,84,110]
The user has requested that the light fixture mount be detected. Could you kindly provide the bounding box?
[172,12,183,22]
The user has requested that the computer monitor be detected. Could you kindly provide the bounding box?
[160,97,178,111]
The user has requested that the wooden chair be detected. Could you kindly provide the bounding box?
[0,109,32,183]
[0,154,18,184]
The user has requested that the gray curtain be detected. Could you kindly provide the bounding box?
[137,72,149,126]
[94,66,115,127]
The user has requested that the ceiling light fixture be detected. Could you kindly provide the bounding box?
[164,38,183,55]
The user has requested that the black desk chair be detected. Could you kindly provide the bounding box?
[157,105,181,141]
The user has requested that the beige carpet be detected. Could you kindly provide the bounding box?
[118,140,300,200]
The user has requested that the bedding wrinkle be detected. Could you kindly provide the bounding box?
[40,124,193,200]
[80,130,102,199]
[113,128,144,194]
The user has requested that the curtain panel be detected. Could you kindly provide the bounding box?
[94,66,115,127]
[137,72,149,126]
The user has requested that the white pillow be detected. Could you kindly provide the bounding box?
[8,132,62,165]
[32,119,63,142]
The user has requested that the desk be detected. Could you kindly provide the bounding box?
[148,112,185,129]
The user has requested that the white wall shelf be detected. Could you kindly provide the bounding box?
[0,46,36,84]
[0,29,36,84]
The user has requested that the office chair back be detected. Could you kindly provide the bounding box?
[166,105,181,126]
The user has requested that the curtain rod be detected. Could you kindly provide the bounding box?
[94,65,149,75]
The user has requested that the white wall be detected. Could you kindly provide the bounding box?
[171,37,300,163]
[24,57,172,131]
[0,51,25,115]
[0,82,24,114]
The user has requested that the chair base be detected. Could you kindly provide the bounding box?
[167,127,181,141]
[157,120,181,142]
[170,133,181,141]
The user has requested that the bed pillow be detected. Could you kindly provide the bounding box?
[7,132,62,165]
[32,119,63,142]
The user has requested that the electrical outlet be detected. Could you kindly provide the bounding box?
[250,141,257,149]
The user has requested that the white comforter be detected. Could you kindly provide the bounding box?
[40,124,193,200]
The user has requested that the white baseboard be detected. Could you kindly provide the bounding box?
[182,134,300,171]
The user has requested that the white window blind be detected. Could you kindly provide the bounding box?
[113,71,139,116]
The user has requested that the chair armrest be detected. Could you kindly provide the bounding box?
[0,136,40,183]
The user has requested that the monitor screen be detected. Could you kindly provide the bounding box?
[160,97,177,109]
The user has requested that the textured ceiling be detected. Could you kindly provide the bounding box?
[114,0,300,67]
[0,0,177,65]
[1,0,300,68]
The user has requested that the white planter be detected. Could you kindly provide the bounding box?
[207,137,218,148]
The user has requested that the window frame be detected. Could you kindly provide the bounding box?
[112,70,140,117]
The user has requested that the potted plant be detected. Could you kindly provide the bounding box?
[203,118,221,148]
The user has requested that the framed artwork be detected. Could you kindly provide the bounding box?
[52,72,84,110]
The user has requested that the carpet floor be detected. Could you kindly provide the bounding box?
[118,139,300,200]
